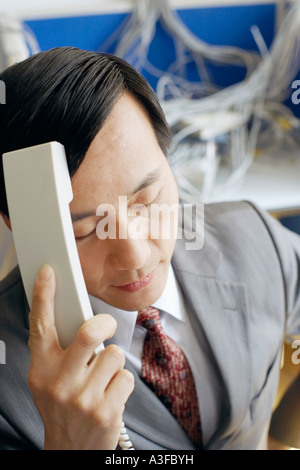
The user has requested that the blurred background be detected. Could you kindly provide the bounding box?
[1,0,300,276]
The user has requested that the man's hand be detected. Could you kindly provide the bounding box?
[27,265,134,450]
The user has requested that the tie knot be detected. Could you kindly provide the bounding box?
[137,306,161,330]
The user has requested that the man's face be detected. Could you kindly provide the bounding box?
[70,92,179,311]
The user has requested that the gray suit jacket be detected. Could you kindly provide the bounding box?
[0,201,299,450]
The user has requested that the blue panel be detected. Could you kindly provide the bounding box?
[24,4,276,91]
[280,215,300,235]
[176,4,275,88]
[25,13,128,52]
[177,5,275,49]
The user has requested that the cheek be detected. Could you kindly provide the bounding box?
[76,241,105,289]
[152,224,177,262]
[150,180,179,245]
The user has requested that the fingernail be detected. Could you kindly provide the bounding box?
[38,265,52,281]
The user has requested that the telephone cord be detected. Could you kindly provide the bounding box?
[118,422,135,450]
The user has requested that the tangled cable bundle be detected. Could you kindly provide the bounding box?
[101,0,300,203]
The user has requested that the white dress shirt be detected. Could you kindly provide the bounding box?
[89,264,222,445]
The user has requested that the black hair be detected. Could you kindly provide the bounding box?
[0,46,171,217]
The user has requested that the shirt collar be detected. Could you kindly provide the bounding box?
[88,263,185,351]
[152,264,185,322]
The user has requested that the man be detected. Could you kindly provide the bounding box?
[0,47,299,450]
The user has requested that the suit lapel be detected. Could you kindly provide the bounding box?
[172,237,252,447]
[122,360,198,450]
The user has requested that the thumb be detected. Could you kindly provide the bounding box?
[28,265,60,354]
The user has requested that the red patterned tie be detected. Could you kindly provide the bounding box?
[137,306,202,446]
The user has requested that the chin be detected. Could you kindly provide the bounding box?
[119,285,164,311]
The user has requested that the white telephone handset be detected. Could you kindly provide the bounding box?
[3,141,95,349]
[3,142,134,449]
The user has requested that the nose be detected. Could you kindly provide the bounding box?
[108,236,151,271]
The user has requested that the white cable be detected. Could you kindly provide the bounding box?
[0,14,40,71]
[100,0,260,81]
[97,0,300,200]
[156,0,260,76]
[161,2,300,201]
[118,422,135,450]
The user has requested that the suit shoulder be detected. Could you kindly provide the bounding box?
[0,266,29,332]
[0,266,23,298]
[204,200,261,222]
[203,200,276,238]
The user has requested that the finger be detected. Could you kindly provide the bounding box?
[63,314,118,372]
[77,349,134,423]
[83,344,126,393]
[28,265,60,356]
[105,367,135,407]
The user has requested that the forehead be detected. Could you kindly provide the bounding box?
[70,92,165,207]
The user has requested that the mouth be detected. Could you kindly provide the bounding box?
[113,270,155,293]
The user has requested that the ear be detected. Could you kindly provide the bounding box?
[0,212,12,231]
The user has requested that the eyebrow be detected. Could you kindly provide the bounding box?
[71,167,161,223]
[129,167,161,197]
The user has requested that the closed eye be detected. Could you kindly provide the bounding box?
[75,228,97,242]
